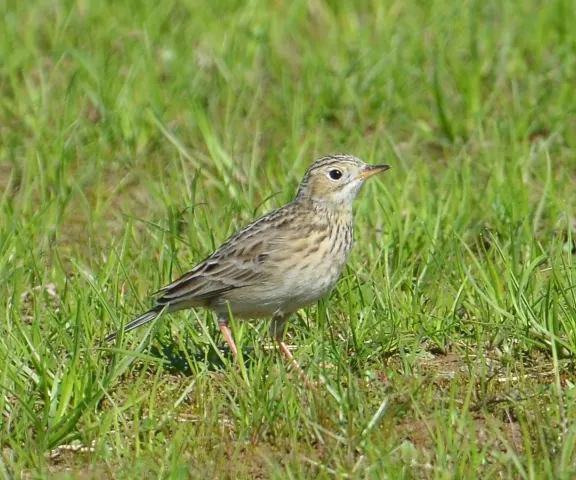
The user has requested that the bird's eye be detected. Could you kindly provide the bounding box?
[328,169,343,180]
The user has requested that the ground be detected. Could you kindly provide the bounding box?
[1,0,576,478]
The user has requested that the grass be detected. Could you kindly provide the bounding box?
[1,0,576,477]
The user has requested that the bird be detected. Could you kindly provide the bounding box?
[104,154,390,379]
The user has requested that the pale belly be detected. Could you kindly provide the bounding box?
[211,260,346,318]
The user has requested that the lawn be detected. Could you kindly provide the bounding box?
[1,0,576,478]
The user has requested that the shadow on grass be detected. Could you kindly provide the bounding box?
[149,342,258,375]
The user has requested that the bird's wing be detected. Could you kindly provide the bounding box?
[153,205,300,306]
[154,252,268,304]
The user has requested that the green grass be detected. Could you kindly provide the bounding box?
[1,0,576,477]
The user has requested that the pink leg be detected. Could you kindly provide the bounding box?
[277,340,304,372]
[271,313,315,388]
[277,339,315,390]
[219,322,238,358]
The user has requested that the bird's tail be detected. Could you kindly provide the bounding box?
[103,305,164,343]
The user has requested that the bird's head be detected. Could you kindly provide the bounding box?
[296,154,390,207]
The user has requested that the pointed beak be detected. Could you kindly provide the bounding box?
[356,164,391,181]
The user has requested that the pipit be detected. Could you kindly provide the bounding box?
[104,154,390,379]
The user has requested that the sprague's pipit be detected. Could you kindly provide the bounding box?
[104,154,390,379]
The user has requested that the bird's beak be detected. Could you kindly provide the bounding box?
[356,164,391,181]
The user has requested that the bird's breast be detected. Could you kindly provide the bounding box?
[278,218,353,307]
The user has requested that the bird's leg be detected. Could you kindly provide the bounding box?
[217,314,238,358]
[270,312,313,388]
